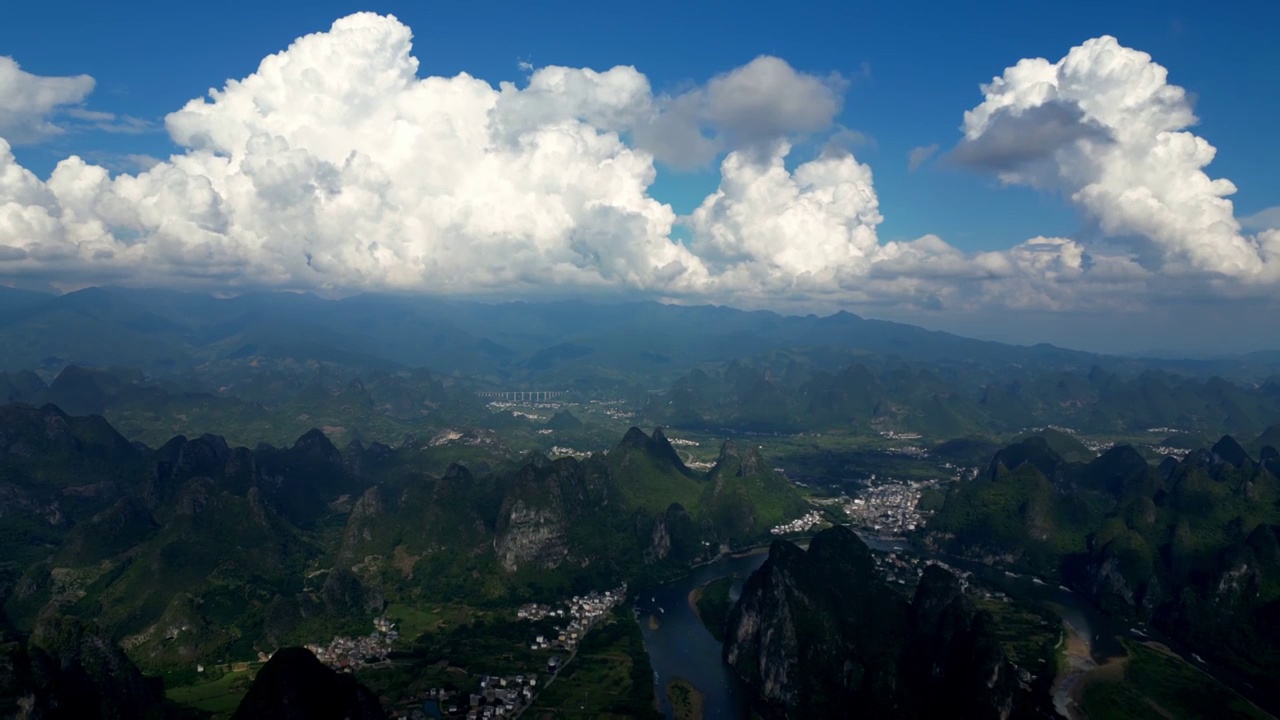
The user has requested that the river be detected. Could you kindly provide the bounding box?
[636,534,1277,720]
[635,536,901,719]
[636,551,763,719]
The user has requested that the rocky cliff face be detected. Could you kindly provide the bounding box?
[724,527,1023,719]
[339,486,387,563]
[643,509,672,564]
[494,455,590,572]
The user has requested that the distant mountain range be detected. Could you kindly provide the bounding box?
[2,287,1278,391]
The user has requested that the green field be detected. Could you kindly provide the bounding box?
[384,602,482,643]
[166,668,256,718]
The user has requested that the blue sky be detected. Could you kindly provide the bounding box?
[4,0,1276,252]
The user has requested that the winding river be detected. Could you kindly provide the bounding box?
[636,534,1278,720]
[636,551,764,719]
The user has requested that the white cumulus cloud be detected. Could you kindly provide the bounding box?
[0,57,95,145]
[951,35,1278,282]
[0,17,1275,321]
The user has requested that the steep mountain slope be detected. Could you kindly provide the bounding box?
[724,526,1026,719]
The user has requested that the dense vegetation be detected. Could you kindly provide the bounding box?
[693,576,735,642]
[928,431,1280,703]
[0,402,804,688]
[643,361,1280,438]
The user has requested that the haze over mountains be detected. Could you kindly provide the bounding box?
[1,287,1278,451]
[2,286,1278,381]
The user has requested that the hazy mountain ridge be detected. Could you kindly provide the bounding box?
[3,288,1277,389]
[643,360,1280,437]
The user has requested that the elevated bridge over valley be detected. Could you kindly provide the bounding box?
[477,390,567,402]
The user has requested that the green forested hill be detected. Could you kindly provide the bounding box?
[0,404,808,675]
[643,361,1280,438]
[927,433,1280,701]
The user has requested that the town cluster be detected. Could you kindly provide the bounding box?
[842,479,942,537]
[548,445,590,459]
[306,616,398,670]
[520,585,626,652]
[485,400,564,411]
[770,509,825,536]
[1080,439,1114,454]
[1147,444,1191,458]
[584,399,637,420]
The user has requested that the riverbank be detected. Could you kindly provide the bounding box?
[1052,618,1101,719]
[688,576,736,643]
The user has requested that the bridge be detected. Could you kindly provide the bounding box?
[477,391,567,402]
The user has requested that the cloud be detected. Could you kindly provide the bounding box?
[1242,206,1280,231]
[0,57,95,144]
[951,35,1278,281]
[0,17,1275,323]
[950,100,1112,176]
[67,107,156,135]
[635,56,847,169]
[0,14,860,300]
[907,144,938,171]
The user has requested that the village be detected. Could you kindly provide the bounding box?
[1147,444,1191,458]
[547,445,590,459]
[519,585,627,653]
[770,509,826,535]
[841,478,943,537]
[306,615,399,670]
